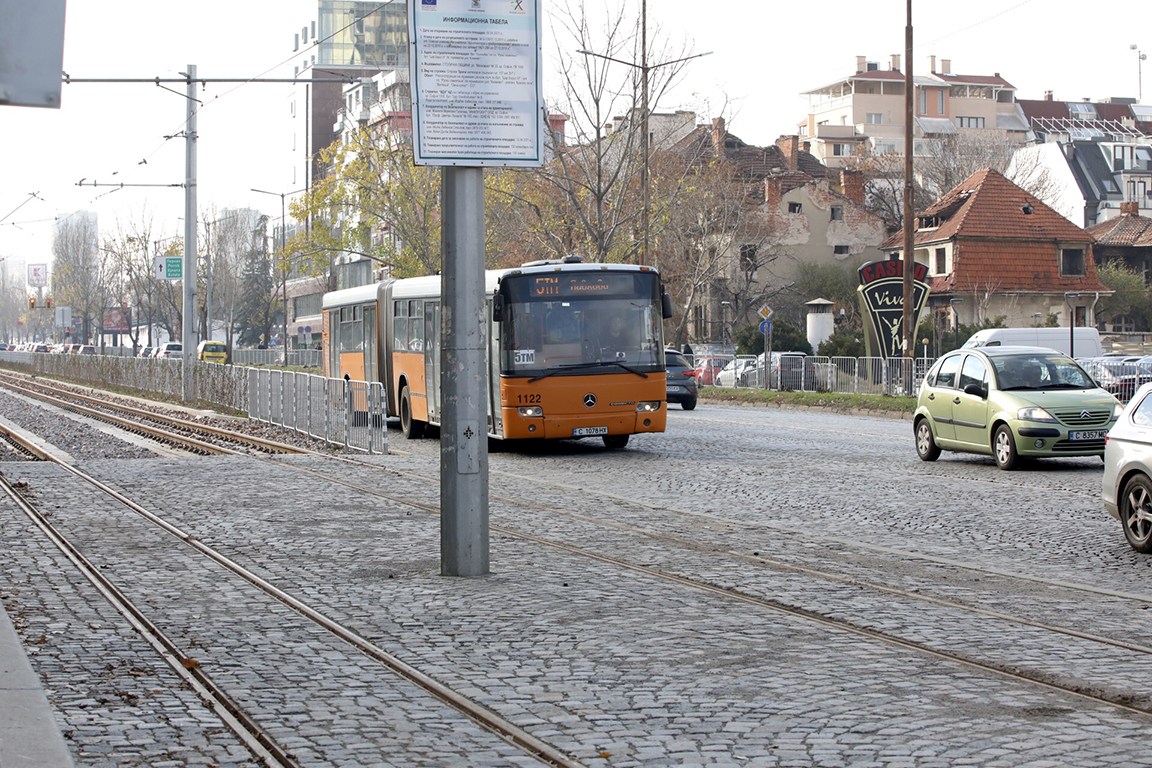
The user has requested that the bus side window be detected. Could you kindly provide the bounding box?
[393,301,407,352]
[410,299,424,352]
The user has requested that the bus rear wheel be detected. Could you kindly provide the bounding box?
[602,434,629,449]
[400,385,426,439]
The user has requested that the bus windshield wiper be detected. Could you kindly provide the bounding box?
[529,360,650,383]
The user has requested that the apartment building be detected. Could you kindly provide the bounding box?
[799,55,1028,167]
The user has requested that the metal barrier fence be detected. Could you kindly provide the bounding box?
[231,348,322,368]
[246,369,386,453]
[0,351,385,454]
[1075,358,1151,404]
[709,354,931,397]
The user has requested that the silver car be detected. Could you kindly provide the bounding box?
[1104,381,1152,552]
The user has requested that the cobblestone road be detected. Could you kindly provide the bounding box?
[4,399,1152,767]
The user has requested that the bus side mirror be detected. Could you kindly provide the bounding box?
[492,294,504,322]
[661,291,673,320]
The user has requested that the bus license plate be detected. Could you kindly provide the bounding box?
[1070,430,1107,441]
[573,426,608,436]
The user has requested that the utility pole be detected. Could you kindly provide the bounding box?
[902,1,914,364]
[182,64,198,402]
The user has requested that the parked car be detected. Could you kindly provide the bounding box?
[1078,357,1152,404]
[915,346,1121,470]
[693,356,731,386]
[715,356,758,388]
[197,340,227,364]
[155,342,183,359]
[78,345,96,355]
[664,348,698,410]
[137,347,154,358]
[1102,382,1152,552]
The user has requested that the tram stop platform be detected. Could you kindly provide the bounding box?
[0,602,75,767]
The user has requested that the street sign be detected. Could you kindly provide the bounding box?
[408,0,544,167]
[758,304,774,321]
[759,320,772,334]
[27,264,48,287]
[54,306,71,329]
[155,255,182,280]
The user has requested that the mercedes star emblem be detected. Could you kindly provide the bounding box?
[583,393,597,408]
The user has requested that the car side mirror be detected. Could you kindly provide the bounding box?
[963,382,987,399]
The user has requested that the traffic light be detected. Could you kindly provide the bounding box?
[45,297,52,309]
[28,297,35,310]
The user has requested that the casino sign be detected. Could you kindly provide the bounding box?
[856,260,931,359]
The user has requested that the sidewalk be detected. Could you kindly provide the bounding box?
[0,601,75,768]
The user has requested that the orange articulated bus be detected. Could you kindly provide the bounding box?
[322,256,673,449]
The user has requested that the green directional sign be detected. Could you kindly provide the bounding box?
[164,257,182,280]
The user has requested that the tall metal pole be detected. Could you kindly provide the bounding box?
[182,64,198,401]
[205,220,213,341]
[640,0,649,267]
[902,1,915,387]
[281,192,289,367]
[440,167,489,577]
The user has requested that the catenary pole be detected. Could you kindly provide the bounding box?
[182,64,198,401]
[440,167,489,577]
[902,2,914,365]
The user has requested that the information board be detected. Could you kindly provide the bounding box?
[408,0,544,167]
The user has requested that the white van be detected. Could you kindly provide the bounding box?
[961,327,1102,358]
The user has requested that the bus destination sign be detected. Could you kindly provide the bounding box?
[531,273,635,298]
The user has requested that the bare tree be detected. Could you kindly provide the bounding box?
[515,0,692,263]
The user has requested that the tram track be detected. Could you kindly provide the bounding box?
[0,421,585,767]
[7,374,1152,753]
[265,450,1152,718]
[0,371,308,456]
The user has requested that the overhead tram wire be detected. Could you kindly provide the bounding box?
[62,1,395,186]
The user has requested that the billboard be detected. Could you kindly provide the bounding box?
[103,307,131,333]
[856,260,931,359]
[27,263,48,287]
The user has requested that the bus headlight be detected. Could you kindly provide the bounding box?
[636,401,662,412]
[518,406,544,417]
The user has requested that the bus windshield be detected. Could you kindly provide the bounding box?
[498,270,664,376]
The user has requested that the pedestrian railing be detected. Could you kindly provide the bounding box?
[706,354,931,397]
[231,348,322,368]
[246,369,387,454]
[0,351,386,454]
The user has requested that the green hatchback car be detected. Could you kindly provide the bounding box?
[914,346,1122,470]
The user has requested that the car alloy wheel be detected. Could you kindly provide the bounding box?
[915,418,940,462]
[1121,475,1152,553]
[993,424,1019,471]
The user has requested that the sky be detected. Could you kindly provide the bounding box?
[2,0,1150,277]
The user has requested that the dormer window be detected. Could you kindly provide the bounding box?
[1061,248,1086,277]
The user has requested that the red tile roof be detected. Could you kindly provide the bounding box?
[884,168,1107,293]
[883,168,1090,246]
[1086,213,1152,247]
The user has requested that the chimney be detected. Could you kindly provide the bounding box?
[890,53,901,72]
[1121,201,1141,216]
[711,117,726,158]
[547,114,568,146]
[840,169,865,206]
[941,59,951,75]
[1044,90,1053,101]
[802,141,811,153]
[856,55,866,74]
[764,177,783,210]
[929,55,936,73]
[776,135,800,171]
